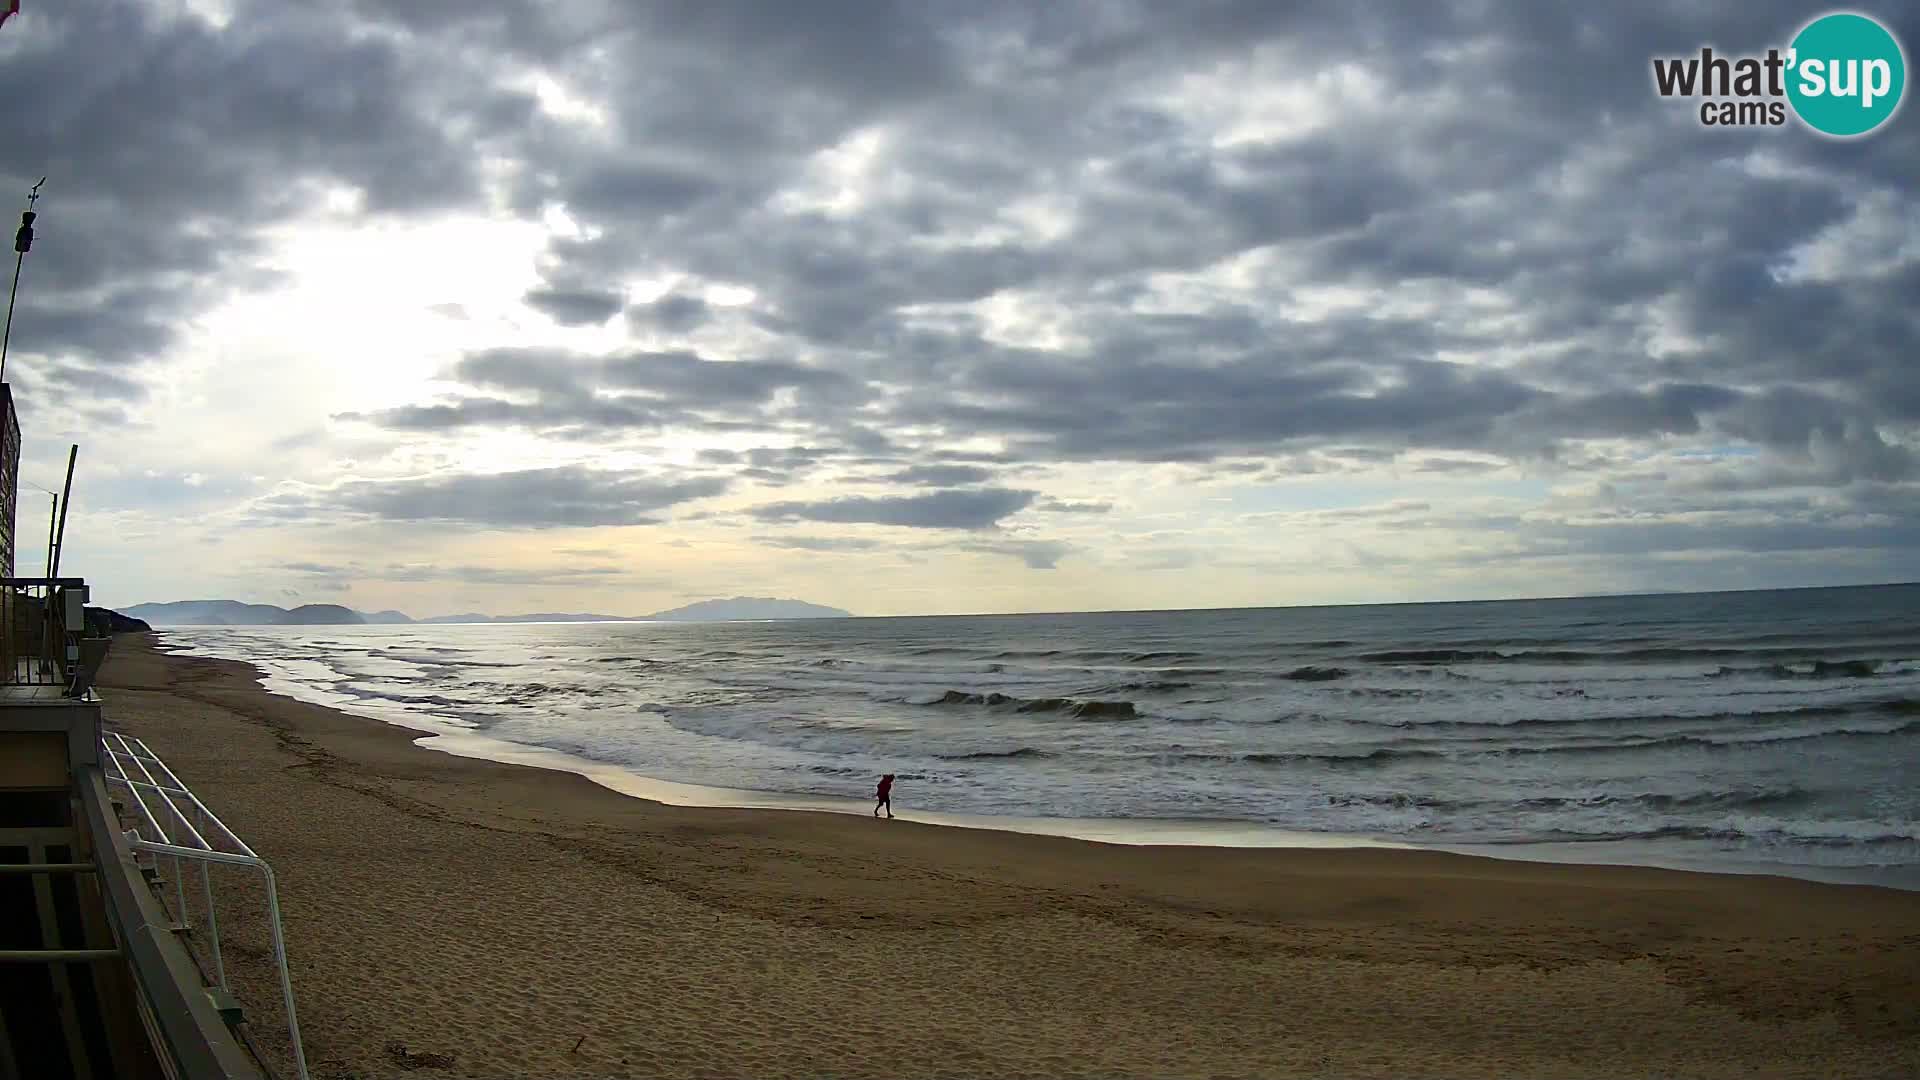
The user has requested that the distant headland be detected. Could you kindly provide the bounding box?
[119,597,853,626]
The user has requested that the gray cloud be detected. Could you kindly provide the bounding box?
[524,285,624,327]
[752,535,886,553]
[885,464,995,487]
[628,294,712,334]
[1408,457,1504,476]
[751,488,1039,530]
[115,2,1914,476]
[372,563,643,586]
[28,361,151,404]
[752,531,1073,569]
[255,466,728,528]
[1037,499,1113,515]
[904,353,1550,463]
[275,558,647,587]
[957,538,1074,570]
[6,0,1917,587]
[278,561,346,576]
[0,1,538,370]
[342,348,872,439]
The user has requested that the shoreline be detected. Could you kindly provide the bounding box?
[161,631,1920,891]
[100,633,1920,1078]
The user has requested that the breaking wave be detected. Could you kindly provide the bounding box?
[161,582,1920,880]
[926,690,1140,720]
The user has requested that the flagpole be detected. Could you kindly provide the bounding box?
[49,443,74,580]
[0,178,46,385]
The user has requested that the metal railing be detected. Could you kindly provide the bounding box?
[0,575,92,690]
[102,730,310,1080]
[75,767,264,1079]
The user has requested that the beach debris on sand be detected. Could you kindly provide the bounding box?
[384,1040,457,1070]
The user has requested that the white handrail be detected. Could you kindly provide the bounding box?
[102,731,309,1080]
[132,736,260,860]
[115,738,208,925]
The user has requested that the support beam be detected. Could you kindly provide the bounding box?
[29,840,97,1078]
[0,949,121,961]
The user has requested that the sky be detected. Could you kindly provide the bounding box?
[0,0,1915,618]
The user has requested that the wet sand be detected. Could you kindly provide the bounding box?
[99,635,1920,1079]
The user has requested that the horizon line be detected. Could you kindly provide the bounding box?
[112,578,1919,623]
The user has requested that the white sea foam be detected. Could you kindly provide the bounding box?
[159,584,1920,878]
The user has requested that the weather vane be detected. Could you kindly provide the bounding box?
[1,176,48,384]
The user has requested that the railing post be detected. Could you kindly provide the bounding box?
[199,859,225,992]
[259,862,309,1080]
[106,730,310,1080]
[173,854,189,927]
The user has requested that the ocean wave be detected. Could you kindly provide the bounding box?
[978,639,1914,667]
[367,650,519,669]
[1280,665,1349,681]
[1340,687,1434,701]
[1339,699,1914,731]
[1559,788,1809,811]
[333,687,468,709]
[1360,649,1504,663]
[936,747,1057,761]
[976,648,1209,663]
[906,645,1205,663]
[1402,667,1475,681]
[925,689,1139,720]
[1091,679,1196,694]
[1127,650,1204,663]
[1488,718,1920,755]
[1357,646,1920,668]
[1531,818,1920,848]
[1166,717,1919,767]
[1326,786,1808,812]
[1160,747,1443,766]
[1708,659,1909,679]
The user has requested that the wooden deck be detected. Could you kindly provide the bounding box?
[0,657,97,705]
[0,681,80,705]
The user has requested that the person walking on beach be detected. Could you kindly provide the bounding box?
[874,773,894,818]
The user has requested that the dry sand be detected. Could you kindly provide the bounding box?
[97,635,1920,1079]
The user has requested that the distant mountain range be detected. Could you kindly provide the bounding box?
[118,596,851,626]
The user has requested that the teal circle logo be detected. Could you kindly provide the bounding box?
[1786,12,1906,137]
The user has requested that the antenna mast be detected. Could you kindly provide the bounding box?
[0,177,46,384]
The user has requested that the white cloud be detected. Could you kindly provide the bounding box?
[3,0,1915,616]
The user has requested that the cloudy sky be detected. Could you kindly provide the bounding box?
[0,1,1915,618]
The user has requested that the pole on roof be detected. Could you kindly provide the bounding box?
[49,443,74,579]
[0,178,45,385]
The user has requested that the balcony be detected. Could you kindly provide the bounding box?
[1,576,274,1079]
[1,577,110,697]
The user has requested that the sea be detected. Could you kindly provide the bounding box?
[163,584,1920,887]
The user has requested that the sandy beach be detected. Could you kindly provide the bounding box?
[97,635,1920,1080]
